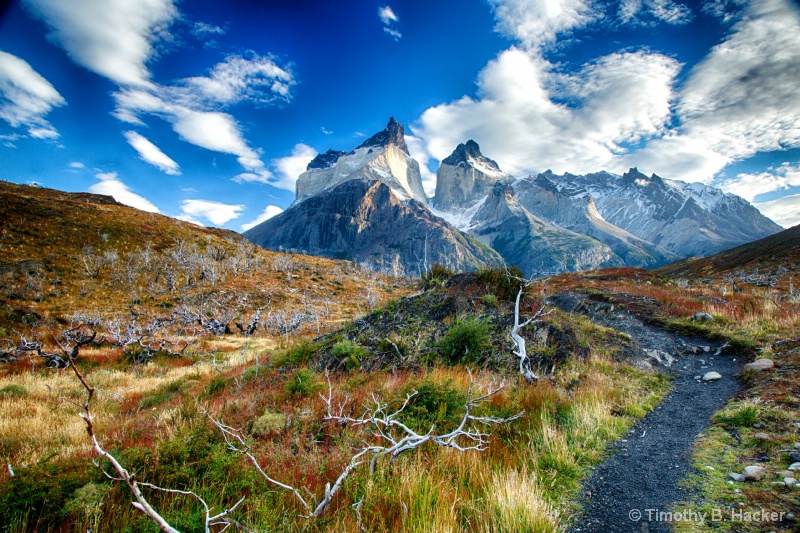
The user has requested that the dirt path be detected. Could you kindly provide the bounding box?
[550,292,743,533]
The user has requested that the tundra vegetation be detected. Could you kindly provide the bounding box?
[0,182,798,532]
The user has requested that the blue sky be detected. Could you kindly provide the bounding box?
[1,0,799,230]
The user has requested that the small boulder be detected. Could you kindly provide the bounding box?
[744,466,766,481]
[743,359,775,372]
[777,470,795,478]
[702,371,722,382]
[785,477,797,487]
[790,452,800,463]
[790,462,800,471]
[692,312,715,322]
[729,472,746,482]
[754,432,772,441]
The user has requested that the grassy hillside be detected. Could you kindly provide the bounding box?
[0,180,797,532]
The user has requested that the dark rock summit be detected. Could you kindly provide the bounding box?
[356,117,409,155]
[307,149,350,170]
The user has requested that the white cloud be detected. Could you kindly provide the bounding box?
[270,143,317,191]
[233,170,272,184]
[406,135,437,196]
[755,194,800,228]
[619,0,692,25]
[611,134,730,183]
[192,22,225,38]
[69,161,84,169]
[174,54,294,106]
[487,0,597,49]
[719,163,800,202]
[0,51,65,139]
[113,53,295,174]
[22,0,178,87]
[416,48,680,177]
[179,199,244,226]
[241,205,283,231]
[678,0,800,161]
[378,6,399,25]
[378,5,402,40]
[124,130,180,175]
[89,171,160,212]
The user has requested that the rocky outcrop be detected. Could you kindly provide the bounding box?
[244,179,502,277]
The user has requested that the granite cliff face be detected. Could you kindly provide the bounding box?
[244,179,502,276]
[295,118,427,204]
[245,120,502,275]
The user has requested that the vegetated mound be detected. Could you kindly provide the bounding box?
[0,179,411,334]
[656,223,800,282]
[279,267,635,374]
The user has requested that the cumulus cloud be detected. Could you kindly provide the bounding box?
[677,0,800,162]
[406,135,437,196]
[487,0,597,49]
[618,0,692,26]
[379,6,402,40]
[124,130,180,175]
[89,171,160,212]
[69,161,84,169]
[179,199,244,226]
[270,143,317,191]
[22,0,178,87]
[241,205,283,231]
[416,48,680,177]
[0,51,65,139]
[755,194,800,228]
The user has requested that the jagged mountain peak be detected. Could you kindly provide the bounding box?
[356,116,409,154]
[441,140,501,172]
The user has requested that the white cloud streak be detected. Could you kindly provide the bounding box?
[89,171,160,212]
[179,199,244,226]
[241,205,283,231]
[124,130,180,175]
[755,194,800,228]
[22,0,178,87]
[0,51,65,139]
[719,163,800,202]
[379,5,402,40]
[113,53,294,174]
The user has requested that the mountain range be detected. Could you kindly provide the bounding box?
[244,118,782,276]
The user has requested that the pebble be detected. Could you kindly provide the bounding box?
[744,465,766,481]
[785,477,797,487]
[729,472,746,482]
[794,422,800,429]
[789,462,800,471]
[702,346,712,352]
[743,358,775,371]
[790,452,800,463]
[702,371,722,382]
[777,470,795,478]
[794,443,800,450]
[787,513,796,522]
[754,432,772,441]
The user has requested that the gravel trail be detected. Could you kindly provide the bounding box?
[550,292,743,533]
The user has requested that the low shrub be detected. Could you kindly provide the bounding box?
[436,317,492,365]
[0,383,28,398]
[331,339,366,370]
[285,368,323,398]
